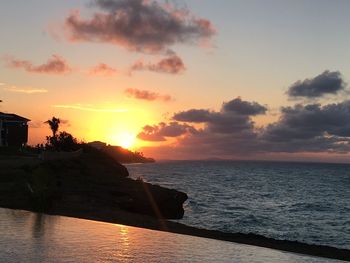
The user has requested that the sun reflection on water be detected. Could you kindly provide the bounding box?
[113,225,130,262]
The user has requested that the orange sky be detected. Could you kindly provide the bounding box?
[1,0,350,162]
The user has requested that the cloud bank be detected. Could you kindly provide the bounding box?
[138,71,350,159]
[6,55,72,74]
[64,0,215,54]
[173,97,266,134]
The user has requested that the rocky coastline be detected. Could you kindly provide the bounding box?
[1,147,349,262]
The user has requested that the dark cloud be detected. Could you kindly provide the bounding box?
[125,88,172,101]
[173,109,213,122]
[287,70,346,98]
[258,135,350,154]
[89,63,117,76]
[64,0,215,53]
[137,122,197,141]
[262,101,350,141]
[130,55,185,74]
[222,97,267,115]
[173,98,265,134]
[6,55,72,74]
[206,113,254,134]
[174,109,254,134]
[139,97,350,158]
[173,98,267,125]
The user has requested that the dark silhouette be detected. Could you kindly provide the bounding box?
[45,117,60,137]
[56,131,78,151]
[101,144,155,163]
[0,128,349,261]
[0,144,187,219]
[44,117,78,151]
[0,112,30,147]
[44,117,60,150]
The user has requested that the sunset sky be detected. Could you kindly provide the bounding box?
[1,0,350,162]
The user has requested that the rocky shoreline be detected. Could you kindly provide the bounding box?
[1,147,349,261]
[0,146,187,219]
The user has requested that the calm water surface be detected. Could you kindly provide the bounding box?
[0,208,343,263]
[126,160,350,249]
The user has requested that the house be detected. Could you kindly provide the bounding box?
[0,112,30,147]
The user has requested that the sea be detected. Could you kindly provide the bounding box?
[126,160,350,250]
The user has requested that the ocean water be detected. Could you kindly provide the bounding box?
[126,160,350,249]
[0,208,340,262]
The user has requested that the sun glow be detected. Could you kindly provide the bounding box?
[64,105,156,151]
[112,132,137,149]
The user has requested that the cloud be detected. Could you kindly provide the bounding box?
[173,109,213,123]
[0,83,5,86]
[89,63,117,76]
[6,55,72,74]
[139,97,350,158]
[137,121,197,141]
[125,88,172,101]
[262,102,350,141]
[173,97,266,134]
[4,86,48,94]
[287,70,346,98]
[53,104,127,112]
[130,55,185,74]
[64,0,215,53]
[173,98,266,122]
[222,97,267,115]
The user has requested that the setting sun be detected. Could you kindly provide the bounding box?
[2,1,350,262]
[111,132,136,149]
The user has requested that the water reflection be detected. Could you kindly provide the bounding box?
[114,225,130,262]
[32,214,45,238]
[4,209,57,239]
[0,208,340,263]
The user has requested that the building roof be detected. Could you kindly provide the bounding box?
[0,112,30,122]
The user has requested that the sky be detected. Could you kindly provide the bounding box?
[1,0,350,162]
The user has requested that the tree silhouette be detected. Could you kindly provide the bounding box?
[45,117,60,137]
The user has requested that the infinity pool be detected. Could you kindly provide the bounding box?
[0,208,344,263]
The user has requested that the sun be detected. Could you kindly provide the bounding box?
[112,132,136,149]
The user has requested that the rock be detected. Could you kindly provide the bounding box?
[0,149,187,220]
[118,180,188,219]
